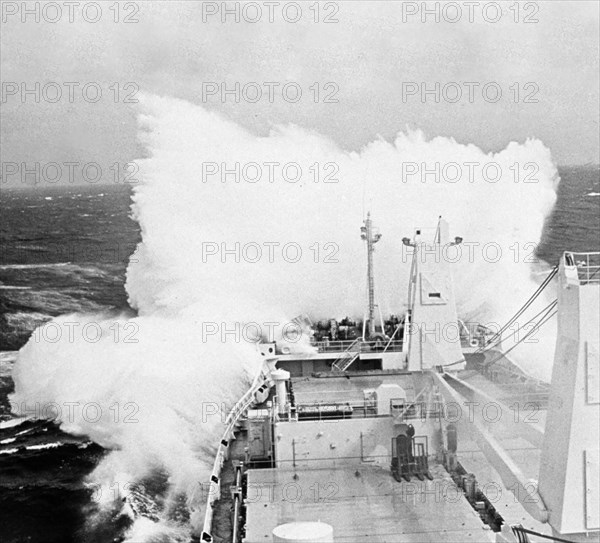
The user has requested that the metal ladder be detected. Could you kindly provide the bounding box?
[331,339,360,372]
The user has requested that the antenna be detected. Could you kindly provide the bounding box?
[360,212,382,339]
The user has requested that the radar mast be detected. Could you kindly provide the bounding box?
[361,212,382,339]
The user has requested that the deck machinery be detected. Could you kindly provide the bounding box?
[194,219,599,543]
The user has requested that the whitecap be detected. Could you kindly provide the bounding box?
[0,417,33,430]
[27,442,62,450]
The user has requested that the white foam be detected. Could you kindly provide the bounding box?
[0,417,32,430]
[10,95,560,538]
[27,442,62,450]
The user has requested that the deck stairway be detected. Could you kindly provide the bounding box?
[331,338,361,372]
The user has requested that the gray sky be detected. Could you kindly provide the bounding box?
[1,0,599,186]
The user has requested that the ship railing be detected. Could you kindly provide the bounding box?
[291,398,438,421]
[383,324,403,353]
[282,451,398,468]
[294,399,376,419]
[392,402,444,422]
[279,449,446,467]
[389,388,444,423]
[314,339,403,353]
[564,251,600,285]
[458,321,495,348]
[483,363,551,390]
[496,390,550,409]
[197,358,273,542]
[230,463,243,543]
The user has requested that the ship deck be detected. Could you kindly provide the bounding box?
[243,463,493,542]
[457,437,553,539]
[291,373,418,406]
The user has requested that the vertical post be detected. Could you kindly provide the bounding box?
[361,212,381,339]
[292,439,296,468]
[360,432,364,461]
[366,213,375,338]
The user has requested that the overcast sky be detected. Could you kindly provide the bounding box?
[1,0,598,187]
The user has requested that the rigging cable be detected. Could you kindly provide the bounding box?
[442,297,557,369]
[481,302,557,368]
[511,526,577,543]
[477,265,558,353]
[480,298,557,353]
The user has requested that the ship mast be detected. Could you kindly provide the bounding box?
[361,212,381,339]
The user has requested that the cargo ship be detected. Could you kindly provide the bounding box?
[191,216,600,543]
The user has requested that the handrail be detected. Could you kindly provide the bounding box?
[331,338,361,371]
[564,251,600,285]
[383,324,402,353]
[401,312,411,358]
[332,353,360,373]
[314,339,403,353]
[392,387,430,421]
[196,358,273,542]
[231,464,243,543]
[292,397,439,421]
[314,339,358,351]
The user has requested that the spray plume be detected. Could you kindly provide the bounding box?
[10,93,559,539]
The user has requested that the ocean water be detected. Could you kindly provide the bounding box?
[0,166,598,542]
[1,185,139,543]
